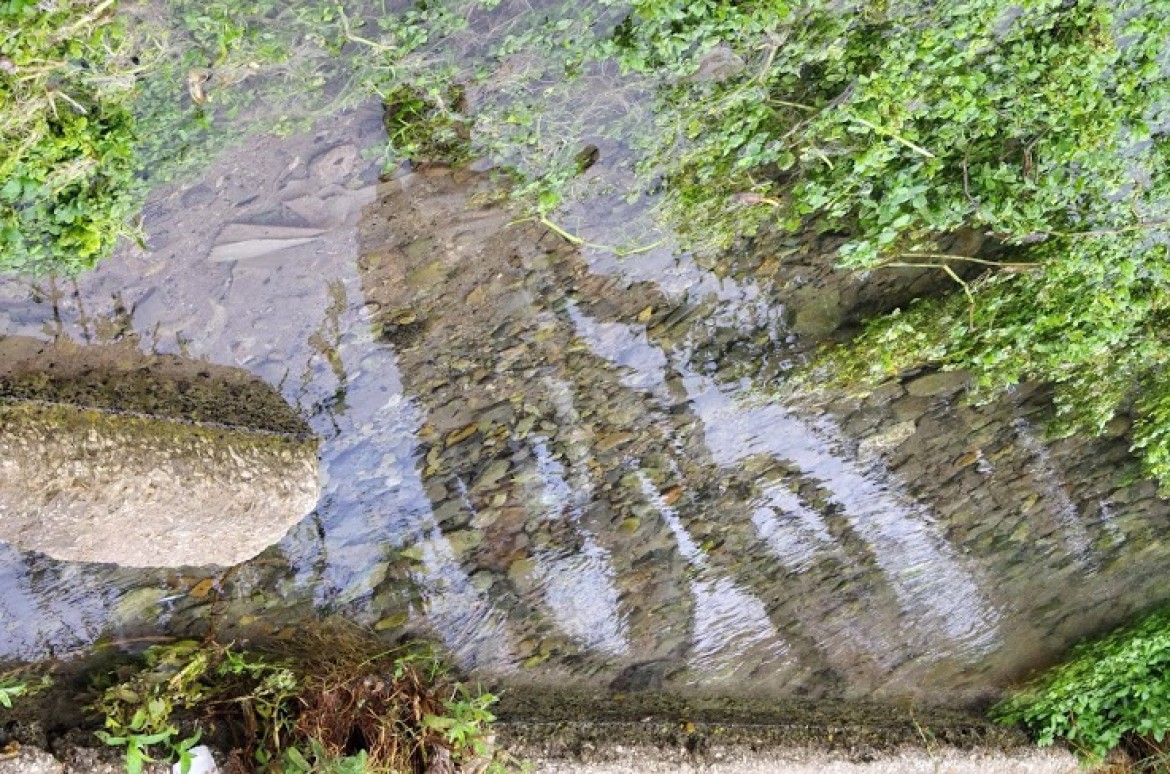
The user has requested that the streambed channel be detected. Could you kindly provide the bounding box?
[2,1,1170,758]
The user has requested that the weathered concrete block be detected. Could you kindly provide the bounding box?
[0,338,319,567]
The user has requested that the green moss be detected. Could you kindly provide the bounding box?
[0,402,316,464]
[0,366,311,437]
[0,335,314,434]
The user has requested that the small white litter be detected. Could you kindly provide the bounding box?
[173,745,219,774]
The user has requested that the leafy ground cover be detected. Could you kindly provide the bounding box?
[86,628,508,772]
[0,663,53,709]
[0,0,142,274]
[0,0,453,274]
[606,0,1170,488]
[992,606,1170,766]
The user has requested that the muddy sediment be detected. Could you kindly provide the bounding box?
[494,688,1026,748]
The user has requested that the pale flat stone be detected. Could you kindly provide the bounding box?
[0,338,319,568]
[207,236,319,262]
[215,223,325,242]
[858,420,918,457]
[905,370,970,397]
[308,143,359,182]
[282,185,378,229]
[208,223,326,262]
[0,403,319,567]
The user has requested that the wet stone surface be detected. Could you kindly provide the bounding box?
[0,335,319,567]
[0,401,319,568]
[0,336,313,436]
[0,107,1168,709]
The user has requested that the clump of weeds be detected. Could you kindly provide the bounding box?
[87,623,515,772]
[0,663,55,710]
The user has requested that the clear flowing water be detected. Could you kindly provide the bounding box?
[2,2,1170,708]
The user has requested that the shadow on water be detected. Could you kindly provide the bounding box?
[2,0,1170,709]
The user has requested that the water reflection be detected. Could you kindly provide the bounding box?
[1,103,1170,707]
[0,547,109,659]
[526,436,628,657]
[566,299,999,656]
[637,471,792,684]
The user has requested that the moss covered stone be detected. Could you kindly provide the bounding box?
[0,338,318,567]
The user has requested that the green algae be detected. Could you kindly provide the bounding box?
[0,337,311,437]
[0,374,310,438]
[0,401,315,457]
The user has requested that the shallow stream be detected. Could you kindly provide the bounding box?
[2,0,1170,711]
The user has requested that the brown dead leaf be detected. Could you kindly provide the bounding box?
[186,69,209,104]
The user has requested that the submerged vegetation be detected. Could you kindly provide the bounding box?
[992,606,1170,767]
[7,0,1170,472]
[84,629,506,772]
